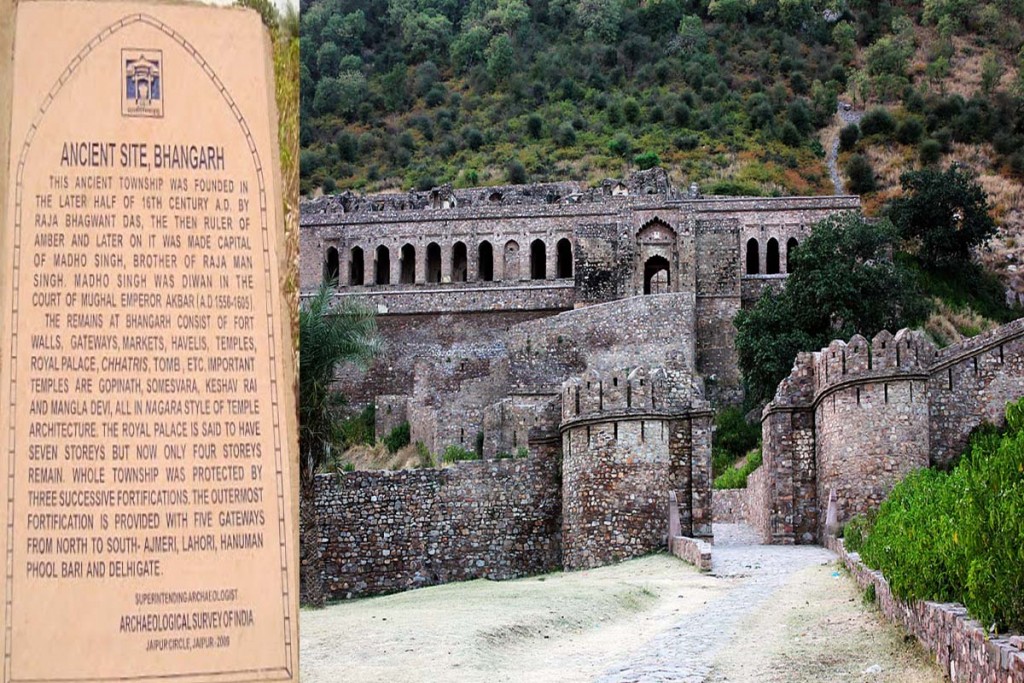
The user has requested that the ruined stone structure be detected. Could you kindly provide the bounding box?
[750,319,1024,544]
[300,170,862,597]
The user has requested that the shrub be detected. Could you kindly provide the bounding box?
[506,160,527,184]
[713,449,762,489]
[634,151,661,170]
[338,404,375,448]
[382,421,410,453]
[841,512,875,553]
[415,441,434,468]
[515,446,529,458]
[845,154,876,194]
[838,123,860,151]
[442,444,479,463]
[609,134,633,158]
[712,407,761,476]
[896,118,924,144]
[859,107,896,137]
[919,138,942,165]
[860,398,1024,632]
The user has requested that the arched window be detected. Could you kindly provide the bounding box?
[504,240,520,280]
[324,246,339,284]
[745,238,759,275]
[452,242,468,282]
[426,242,441,283]
[644,255,670,294]
[375,245,390,285]
[530,239,546,280]
[400,244,415,284]
[766,238,780,274]
[478,241,494,281]
[556,238,573,279]
[786,237,798,272]
[349,246,364,286]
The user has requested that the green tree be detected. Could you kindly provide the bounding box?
[485,34,515,82]
[980,52,1003,95]
[845,154,876,194]
[708,0,748,24]
[676,15,707,55]
[735,214,928,404]
[889,166,997,270]
[299,284,381,606]
[576,0,622,42]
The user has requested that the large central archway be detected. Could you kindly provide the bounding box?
[644,255,670,294]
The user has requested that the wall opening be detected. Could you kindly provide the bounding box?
[323,246,339,284]
[643,255,670,294]
[745,238,759,274]
[452,241,468,282]
[399,243,415,284]
[426,242,441,283]
[556,238,572,279]
[530,239,546,279]
[349,246,364,285]
[504,240,520,280]
[375,245,390,285]
[766,238,780,274]
[786,237,798,272]
[478,241,494,281]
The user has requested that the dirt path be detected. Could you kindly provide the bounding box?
[300,524,943,683]
[827,103,864,194]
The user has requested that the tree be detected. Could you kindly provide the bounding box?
[485,34,514,82]
[299,284,381,606]
[845,154,876,194]
[676,15,707,55]
[889,166,997,270]
[735,213,929,404]
[839,123,860,151]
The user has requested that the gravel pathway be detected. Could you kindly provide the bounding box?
[594,524,835,683]
[828,103,864,195]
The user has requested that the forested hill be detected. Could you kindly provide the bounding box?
[300,1,1024,223]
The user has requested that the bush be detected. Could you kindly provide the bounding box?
[415,441,434,468]
[859,107,896,137]
[896,118,923,144]
[442,444,479,463]
[841,512,875,553]
[712,407,761,476]
[634,151,661,170]
[713,449,762,489]
[338,404,375,448]
[515,446,529,458]
[838,123,860,151]
[382,421,410,453]
[845,154,876,194]
[860,398,1024,632]
[506,160,527,184]
[919,138,942,165]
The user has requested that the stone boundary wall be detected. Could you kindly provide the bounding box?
[312,456,561,600]
[670,536,713,572]
[711,488,749,523]
[827,536,1024,683]
[314,281,575,314]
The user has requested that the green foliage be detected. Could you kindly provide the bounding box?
[634,151,661,170]
[415,441,434,468]
[842,511,875,553]
[516,446,530,458]
[713,449,763,489]
[919,138,943,165]
[888,166,997,270]
[712,407,761,476]
[860,398,1024,632]
[341,461,356,473]
[735,213,929,404]
[839,123,860,151]
[506,160,527,184]
[382,421,411,454]
[299,284,382,483]
[442,444,480,463]
[338,404,376,450]
[896,118,924,145]
[845,154,876,194]
[863,583,876,605]
[859,108,896,137]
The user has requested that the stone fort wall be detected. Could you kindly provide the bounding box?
[752,319,1024,544]
[312,456,562,600]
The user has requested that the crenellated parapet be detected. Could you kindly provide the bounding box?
[812,329,936,399]
[557,362,713,569]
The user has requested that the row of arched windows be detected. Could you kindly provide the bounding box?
[324,238,573,286]
[745,237,799,275]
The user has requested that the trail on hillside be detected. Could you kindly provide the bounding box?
[828,104,864,195]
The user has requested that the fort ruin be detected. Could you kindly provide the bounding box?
[300,170,1024,599]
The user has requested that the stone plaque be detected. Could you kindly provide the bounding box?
[0,2,298,681]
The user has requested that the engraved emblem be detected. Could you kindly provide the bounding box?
[122,49,163,118]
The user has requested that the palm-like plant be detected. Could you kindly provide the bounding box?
[299,282,380,606]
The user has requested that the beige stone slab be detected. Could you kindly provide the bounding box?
[0,2,297,681]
